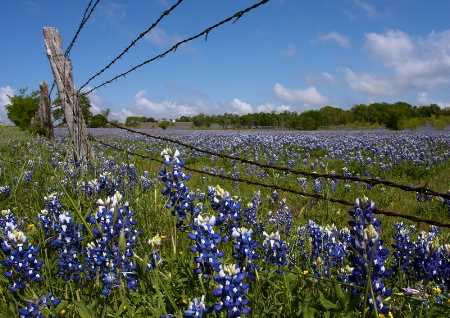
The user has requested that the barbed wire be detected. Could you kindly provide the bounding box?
[103,121,450,201]
[65,0,101,58]
[78,0,184,94]
[82,0,270,95]
[90,136,450,228]
[50,0,101,96]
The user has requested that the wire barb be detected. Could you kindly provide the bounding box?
[81,0,272,95]
[89,134,450,229]
[77,0,185,93]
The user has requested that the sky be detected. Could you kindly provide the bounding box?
[1,0,450,124]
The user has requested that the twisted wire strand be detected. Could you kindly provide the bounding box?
[78,0,184,94]
[103,121,450,201]
[82,0,270,95]
[90,136,450,228]
[50,0,101,96]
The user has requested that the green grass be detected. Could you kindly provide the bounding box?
[0,130,450,317]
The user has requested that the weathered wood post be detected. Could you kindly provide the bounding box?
[38,81,54,139]
[43,27,93,162]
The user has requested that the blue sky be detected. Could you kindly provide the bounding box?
[1,0,450,124]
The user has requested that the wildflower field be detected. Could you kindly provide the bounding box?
[1,126,450,318]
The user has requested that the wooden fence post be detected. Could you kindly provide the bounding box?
[38,81,54,139]
[43,27,93,162]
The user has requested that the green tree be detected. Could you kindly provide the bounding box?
[52,94,92,126]
[5,88,39,130]
[176,116,192,122]
[89,114,108,128]
[158,120,170,129]
[89,108,110,128]
[294,110,324,130]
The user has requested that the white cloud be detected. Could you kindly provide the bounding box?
[229,98,253,114]
[314,31,350,48]
[213,99,253,115]
[416,92,450,108]
[81,87,107,115]
[145,26,182,47]
[280,44,296,57]
[145,26,194,51]
[353,0,376,18]
[273,83,329,105]
[100,3,126,24]
[256,103,291,113]
[0,86,14,125]
[116,89,208,122]
[365,30,414,65]
[305,71,336,85]
[363,29,450,90]
[343,68,405,95]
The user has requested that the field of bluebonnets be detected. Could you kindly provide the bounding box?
[1,125,450,318]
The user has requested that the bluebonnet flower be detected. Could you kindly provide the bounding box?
[24,171,33,184]
[0,185,11,196]
[18,293,61,318]
[271,190,279,201]
[270,198,292,236]
[184,295,212,317]
[231,226,259,280]
[27,160,35,169]
[392,224,449,285]
[243,199,265,236]
[296,221,347,278]
[84,191,141,295]
[207,185,242,241]
[297,178,308,191]
[159,149,193,230]
[262,231,289,270]
[212,264,250,317]
[391,222,416,278]
[416,191,432,202]
[188,214,224,279]
[147,234,163,271]
[52,211,85,282]
[1,210,43,292]
[141,171,154,190]
[347,197,392,314]
[37,193,63,239]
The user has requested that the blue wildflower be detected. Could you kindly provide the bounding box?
[1,210,43,292]
[84,191,141,295]
[212,264,250,317]
[262,231,289,270]
[184,295,212,317]
[188,214,224,279]
[347,197,392,314]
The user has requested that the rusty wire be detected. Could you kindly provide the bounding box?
[103,121,450,201]
[78,0,184,94]
[65,0,101,58]
[90,136,450,228]
[50,0,101,96]
[82,0,270,95]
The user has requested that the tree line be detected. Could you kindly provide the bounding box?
[5,88,450,133]
[4,88,111,132]
[176,102,450,130]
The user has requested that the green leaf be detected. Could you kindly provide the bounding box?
[333,282,346,309]
[73,300,94,318]
[319,297,340,311]
[346,292,362,313]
